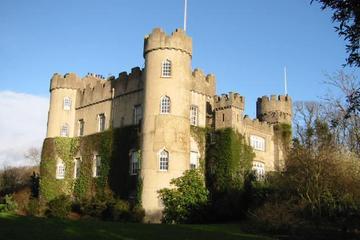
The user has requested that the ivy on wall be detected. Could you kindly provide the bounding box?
[190,126,207,172]
[205,128,255,193]
[40,126,141,202]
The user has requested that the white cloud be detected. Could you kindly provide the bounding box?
[0,91,48,167]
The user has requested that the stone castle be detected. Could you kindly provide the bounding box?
[42,28,292,221]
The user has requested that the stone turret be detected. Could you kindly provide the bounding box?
[47,73,82,138]
[256,95,292,124]
[141,28,192,222]
[214,92,245,129]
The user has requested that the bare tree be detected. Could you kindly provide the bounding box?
[322,71,360,155]
[24,147,41,166]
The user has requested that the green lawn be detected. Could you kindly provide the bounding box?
[0,213,274,240]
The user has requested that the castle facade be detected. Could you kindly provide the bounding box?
[42,28,292,221]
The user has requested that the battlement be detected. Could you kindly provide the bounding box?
[256,95,292,124]
[214,92,245,110]
[191,68,216,96]
[144,28,192,57]
[243,115,273,133]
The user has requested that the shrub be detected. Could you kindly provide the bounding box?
[107,199,131,221]
[27,198,41,216]
[158,169,209,223]
[0,194,18,213]
[80,197,108,218]
[47,195,71,218]
[130,205,145,222]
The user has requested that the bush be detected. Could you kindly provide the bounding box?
[80,196,109,218]
[47,195,71,218]
[130,205,145,222]
[27,198,42,216]
[0,194,18,213]
[159,169,209,223]
[106,199,131,221]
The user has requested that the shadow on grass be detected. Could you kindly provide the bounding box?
[0,214,274,240]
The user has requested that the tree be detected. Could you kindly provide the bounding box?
[24,147,41,166]
[311,0,360,67]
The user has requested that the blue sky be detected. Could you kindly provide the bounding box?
[0,0,359,166]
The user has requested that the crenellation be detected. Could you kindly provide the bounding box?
[191,68,216,96]
[243,115,273,133]
[256,95,292,124]
[214,92,245,110]
[144,28,192,57]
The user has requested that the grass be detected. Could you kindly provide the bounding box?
[0,213,274,240]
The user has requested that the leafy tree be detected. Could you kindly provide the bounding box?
[311,0,360,67]
[158,169,209,223]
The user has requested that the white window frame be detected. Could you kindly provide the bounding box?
[160,96,171,114]
[161,59,172,77]
[98,113,105,132]
[63,97,71,111]
[190,105,199,126]
[78,119,84,136]
[130,150,140,175]
[133,105,142,125]
[60,123,69,137]
[93,155,101,177]
[252,161,265,180]
[250,135,265,151]
[56,160,65,179]
[74,157,81,179]
[190,151,199,169]
[159,149,169,171]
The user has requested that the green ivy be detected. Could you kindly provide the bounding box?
[40,126,141,203]
[190,126,208,172]
[205,128,255,193]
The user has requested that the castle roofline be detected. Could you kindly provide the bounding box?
[143,28,192,57]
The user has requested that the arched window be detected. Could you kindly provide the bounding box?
[159,149,169,171]
[56,160,65,179]
[63,97,72,111]
[161,59,172,77]
[160,96,171,114]
[60,123,69,137]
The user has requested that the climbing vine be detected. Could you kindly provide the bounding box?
[190,126,208,172]
[40,126,141,203]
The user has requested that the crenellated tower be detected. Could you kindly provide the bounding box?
[141,28,193,221]
[47,73,82,138]
[256,95,292,125]
[214,92,245,129]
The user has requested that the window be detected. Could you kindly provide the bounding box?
[56,161,65,179]
[159,149,169,171]
[98,114,105,132]
[250,135,265,151]
[93,155,101,177]
[160,96,171,114]
[161,59,172,77]
[60,123,69,137]
[130,150,140,175]
[63,97,71,111]
[74,158,81,179]
[78,119,84,136]
[252,161,265,180]
[133,105,142,125]
[190,151,199,169]
[190,105,198,126]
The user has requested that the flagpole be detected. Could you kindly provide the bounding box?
[284,66,288,95]
[184,0,188,31]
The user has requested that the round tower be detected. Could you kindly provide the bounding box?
[141,28,192,221]
[47,73,80,138]
[256,95,292,124]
